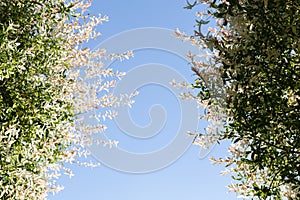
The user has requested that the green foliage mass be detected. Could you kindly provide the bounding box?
[0,1,74,199]
[189,0,300,199]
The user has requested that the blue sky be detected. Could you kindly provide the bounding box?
[49,1,237,200]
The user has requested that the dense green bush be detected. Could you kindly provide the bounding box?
[0,1,133,199]
[185,0,300,199]
[0,1,74,199]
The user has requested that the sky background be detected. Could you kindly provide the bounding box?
[49,1,237,200]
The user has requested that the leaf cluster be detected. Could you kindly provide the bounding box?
[0,1,74,199]
[188,0,300,199]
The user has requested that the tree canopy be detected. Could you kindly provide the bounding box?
[1,0,299,199]
[0,0,134,199]
[184,0,300,199]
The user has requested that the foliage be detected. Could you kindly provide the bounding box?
[0,0,134,199]
[180,0,300,199]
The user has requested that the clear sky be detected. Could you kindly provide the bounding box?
[49,1,237,200]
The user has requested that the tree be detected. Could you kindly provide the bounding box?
[180,0,300,199]
[0,0,134,199]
